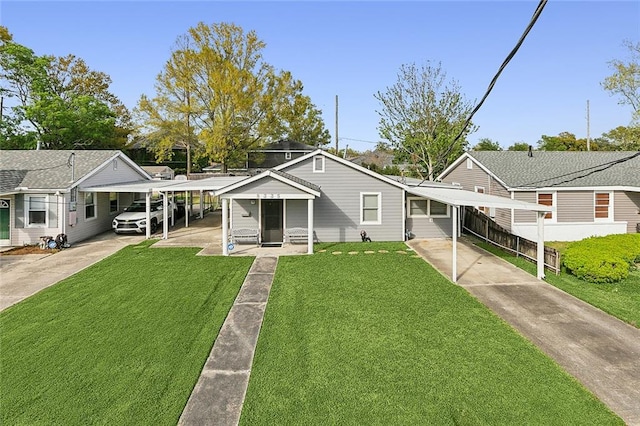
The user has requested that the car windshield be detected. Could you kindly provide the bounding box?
[124,202,149,212]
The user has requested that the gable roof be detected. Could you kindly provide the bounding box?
[0,150,150,193]
[253,139,317,152]
[440,151,640,189]
[275,149,408,190]
[215,169,321,197]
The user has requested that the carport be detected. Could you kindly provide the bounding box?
[405,186,552,282]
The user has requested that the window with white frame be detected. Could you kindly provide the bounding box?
[361,192,381,224]
[537,192,554,220]
[474,186,488,214]
[313,155,325,173]
[407,197,449,218]
[109,192,118,214]
[594,192,612,220]
[85,192,96,220]
[26,195,47,227]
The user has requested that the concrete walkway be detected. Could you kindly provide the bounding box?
[178,256,278,426]
[408,238,640,426]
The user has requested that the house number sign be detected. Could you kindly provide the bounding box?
[258,194,280,199]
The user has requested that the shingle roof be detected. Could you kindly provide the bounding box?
[256,140,317,151]
[0,150,123,192]
[271,169,321,192]
[467,151,640,188]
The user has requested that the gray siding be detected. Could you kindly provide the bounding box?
[557,191,593,223]
[231,199,259,229]
[406,217,452,238]
[283,156,404,242]
[285,199,308,228]
[82,158,146,187]
[225,178,309,197]
[11,192,65,246]
[514,192,536,223]
[66,192,115,243]
[615,191,640,233]
[492,184,512,230]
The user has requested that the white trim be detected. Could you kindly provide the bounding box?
[360,192,382,225]
[75,152,152,188]
[407,196,450,218]
[511,186,640,192]
[25,194,48,228]
[437,152,510,190]
[312,155,325,173]
[216,170,320,198]
[594,191,614,222]
[221,193,315,200]
[285,151,292,160]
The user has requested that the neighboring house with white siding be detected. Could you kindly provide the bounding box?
[437,151,640,241]
[0,150,151,247]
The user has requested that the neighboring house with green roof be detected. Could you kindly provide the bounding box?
[438,151,640,241]
[0,150,151,247]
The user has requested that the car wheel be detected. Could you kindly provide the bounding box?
[150,219,158,234]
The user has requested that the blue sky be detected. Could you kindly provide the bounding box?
[2,1,639,152]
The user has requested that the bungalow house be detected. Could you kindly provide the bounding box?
[0,150,152,247]
[437,151,640,241]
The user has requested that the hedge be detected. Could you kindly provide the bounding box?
[562,234,640,283]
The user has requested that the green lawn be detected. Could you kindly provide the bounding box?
[240,242,621,425]
[0,240,254,425]
[473,240,640,328]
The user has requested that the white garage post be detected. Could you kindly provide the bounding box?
[162,192,168,240]
[537,211,545,280]
[199,190,204,219]
[170,191,175,227]
[307,198,314,254]
[145,192,151,240]
[222,198,229,256]
[451,204,458,283]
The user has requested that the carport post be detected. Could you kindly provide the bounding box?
[452,204,458,283]
[145,192,152,240]
[537,212,545,280]
[307,198,314,254]
[162,192,168,240]
[222,198,229,256]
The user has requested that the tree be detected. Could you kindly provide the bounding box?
[538,132,597,151]
[0,26,131,150]
[473,137,502,151]
[507,142,531,151]
[374,61,476,181]
[136,22,330,173]
[602,40,640,122]
[598,125,640,151]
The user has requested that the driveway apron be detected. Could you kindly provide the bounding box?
[178,255,277,426]
[408,238,640,426]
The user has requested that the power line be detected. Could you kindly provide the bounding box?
[435,0,549,172]
[518,151,640,188]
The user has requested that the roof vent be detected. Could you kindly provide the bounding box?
[528,145,533,158]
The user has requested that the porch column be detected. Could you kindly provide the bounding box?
[307,198,314,254]
[170,191,175,227]
[162,192,168,240]
[199,190,204,219]
[451,204,458,283]
[185,191,189,228]
[222,198,229,256]
[537,212,545,280]
[145,192,152,240]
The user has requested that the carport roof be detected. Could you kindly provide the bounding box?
[81,176,249,193]
[405,186,552,212]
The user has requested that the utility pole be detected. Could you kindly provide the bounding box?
[335,95,339,155]
[586,100,591,151]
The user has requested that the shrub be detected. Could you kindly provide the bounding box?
[562,234,640,283]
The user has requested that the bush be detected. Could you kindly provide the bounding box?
[562,234,640,283]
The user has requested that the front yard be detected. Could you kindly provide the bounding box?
[0,240,254,425]
[240,243,621,424]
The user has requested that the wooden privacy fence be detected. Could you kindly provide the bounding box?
[462,206,561,275]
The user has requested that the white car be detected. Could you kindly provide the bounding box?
[112,199,173,234]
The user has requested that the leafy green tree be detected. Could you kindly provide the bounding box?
[507,142,531,151]
[473,138,502,151]
[374,61,476,181]
[538,132,597,151]
[0,26,130,150]
[136,22,330,173]
[598,125,640,150]
[602,40,640,122]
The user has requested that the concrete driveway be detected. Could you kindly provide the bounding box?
[408,238,640,426]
